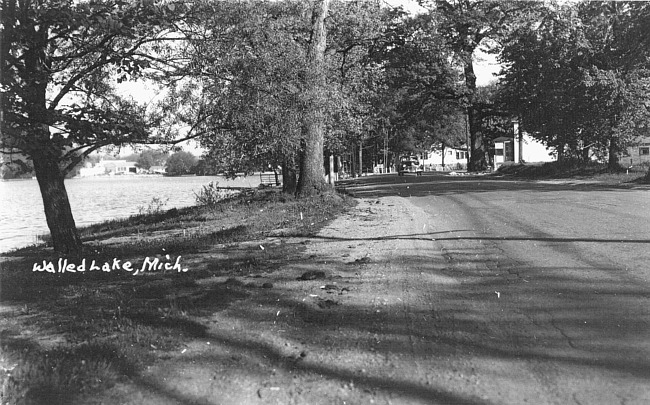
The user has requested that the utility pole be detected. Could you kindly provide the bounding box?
[513,117,523,163]
[465,111,471,166]
[383,123,388,173]
[358,139,363,177]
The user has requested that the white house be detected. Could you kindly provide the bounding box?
[621,136,650,167]
[514,134,556,164]
[78,162,106,177]
[493,121,556,169]
[77,160,139,177]
[420,145,469,171]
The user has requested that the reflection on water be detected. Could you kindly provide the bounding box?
[0,175,260,253]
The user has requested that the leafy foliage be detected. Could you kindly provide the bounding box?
[425,0,526,170]
[193,181,238,206]
[497,1,650,165]
[373,11,462,155]
[165,151,198,176]
[137,196,169,215]
[1,0,195,162]
[135,149,168,170]
[156,1,408,182]
[0,154,34,179]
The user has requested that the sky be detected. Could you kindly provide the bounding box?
[384,0,426,14]
[473,51,501,86]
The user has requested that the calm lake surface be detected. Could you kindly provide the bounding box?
[0,175,261,253]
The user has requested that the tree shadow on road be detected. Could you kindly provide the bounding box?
[104,247,650,404]
[3,231,649,404]
[337,173,648,199]
[301,232,650,245]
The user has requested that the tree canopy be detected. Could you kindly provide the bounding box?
[165,150,198,176]
[497,1,650,165]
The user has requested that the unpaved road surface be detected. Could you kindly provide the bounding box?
[86,174,650,405]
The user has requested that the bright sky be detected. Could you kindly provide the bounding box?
[473,50,501,86]
[383,0,425,14]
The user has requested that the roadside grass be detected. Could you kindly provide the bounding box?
[496,161,649,184]
[0,189,354,405]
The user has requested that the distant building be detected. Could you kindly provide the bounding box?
[78,162,106,177]
[621,136,650,167]
[493,120,556,169]
[493,136,515,168]
[103,160,138,175]
[149,165,166,174]
[514,132,556,164]
[421,145,469,171]
[77,160,140,177]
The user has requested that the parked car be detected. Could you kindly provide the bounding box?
[398,156,423,176]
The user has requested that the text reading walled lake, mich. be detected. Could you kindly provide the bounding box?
[32,255,188,275]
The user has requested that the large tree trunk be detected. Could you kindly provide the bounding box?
[282,158,298,194]
[32,149,82,256]
[464,62,488,172]
[581,146,591,162]
[296,0,331,198]
[358,139,363,177]
[557,143,566,162]
[22,22,82,256]
[608,137,620,170]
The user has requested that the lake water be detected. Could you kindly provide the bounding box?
[0,175,261,253]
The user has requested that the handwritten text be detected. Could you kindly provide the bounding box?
[32,255,188,275]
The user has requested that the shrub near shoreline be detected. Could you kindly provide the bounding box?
[0,189,354,405]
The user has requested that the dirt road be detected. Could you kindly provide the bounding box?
[84,174,650,405]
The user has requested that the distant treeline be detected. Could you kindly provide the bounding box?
[1,150,222,179]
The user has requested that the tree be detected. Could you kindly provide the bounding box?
[295,0,331,197]
[1,0,192,254]
[157,1,309,193]
[576,1,650,167]
[374,11,463,159]
[473,83,512,163]
[323,1,406,174]
[497,3,583,160]
[165,151,197,176]
[187,0,333,197]
[497,1,650,166]
[136,149,167,170]
[163,0,396,195]
[422,0,527,171]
